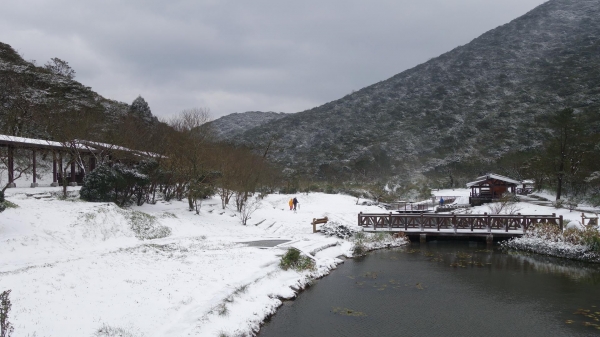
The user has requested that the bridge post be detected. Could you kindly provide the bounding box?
[452,213,457,234]
[485,213,490,233]
[420,212,424,232]
[389,212,392,230]
[559,215,563,232]
[486,234,493,246]
[420,234,426,243]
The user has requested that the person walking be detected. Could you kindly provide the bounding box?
[293,197,299,211]
[288,198,293,210]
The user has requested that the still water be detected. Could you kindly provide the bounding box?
[259,243,600,337]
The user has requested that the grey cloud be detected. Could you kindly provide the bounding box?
[0,0,547,118]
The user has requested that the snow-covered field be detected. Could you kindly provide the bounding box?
[1,187,598,336]
[0,187,400,337]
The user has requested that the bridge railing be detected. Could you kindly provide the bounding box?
[358,212,563,233]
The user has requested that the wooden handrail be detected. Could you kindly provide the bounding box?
[358,212,563,233]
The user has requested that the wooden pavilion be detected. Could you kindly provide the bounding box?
[466,173,520,206]
[0,134,150,188]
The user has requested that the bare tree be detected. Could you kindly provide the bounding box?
[239,196,261,226]
[487,193,521,215]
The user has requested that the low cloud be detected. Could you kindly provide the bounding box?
[0,0,547,118]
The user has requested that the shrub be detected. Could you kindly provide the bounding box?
[80,164,150,207]
[279,248,315,271]
[80,165,116,202]
[0,191,5,213]
[552,199,564,209]
[526,222,562,241]
[1,290,13,337]
[352,241,366,257]
[321,221,358,239]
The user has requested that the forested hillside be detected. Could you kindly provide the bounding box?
[0,42,156,146]
[228,0,600,187]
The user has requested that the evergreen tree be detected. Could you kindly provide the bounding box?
[129,96,157,125]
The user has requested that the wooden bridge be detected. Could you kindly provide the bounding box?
[358,212,563,242]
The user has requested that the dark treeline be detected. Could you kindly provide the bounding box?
[423,107,600,203]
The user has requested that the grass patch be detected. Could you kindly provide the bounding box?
[121,210,172,240]
[279,248,315,271]
[94,324,139,337]
[1,200,18,209]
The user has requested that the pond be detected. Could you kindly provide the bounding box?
[259,242,600,337]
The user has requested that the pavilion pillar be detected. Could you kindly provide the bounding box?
[30,149,38,188]
[7,146,15,188]
[51,152,59,187]
[58,153,64,186]
[69,161,77,186]
[90,156,96,172]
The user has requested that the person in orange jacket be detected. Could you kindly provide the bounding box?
[289,198,293,210]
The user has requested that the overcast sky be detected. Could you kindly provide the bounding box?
[0,0,548,119]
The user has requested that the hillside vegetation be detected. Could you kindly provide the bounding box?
[222,0,600,188]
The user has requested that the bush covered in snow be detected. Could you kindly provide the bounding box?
[80,164,150,207]
[320,221,359,239]
[502,222,600,262]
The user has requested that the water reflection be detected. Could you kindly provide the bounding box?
[260,243,600,337]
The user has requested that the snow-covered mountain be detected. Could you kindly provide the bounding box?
[208,111,287,140]
[228,0,600,182]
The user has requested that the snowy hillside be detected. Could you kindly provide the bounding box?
[208,111,287,140]
[231,0,600,181]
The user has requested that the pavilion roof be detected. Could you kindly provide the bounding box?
[466,173,521,187]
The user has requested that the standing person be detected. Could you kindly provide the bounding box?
[289,198,293,210]
[293,197,299,211]
[439,197,444,207]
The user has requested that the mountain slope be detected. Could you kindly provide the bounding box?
[209,111,286,140]
[234,0,600,181]
[0,42,149,141]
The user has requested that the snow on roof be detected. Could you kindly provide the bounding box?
[0,134,89,150]
[466,173,521,187]
[0,134,160,158]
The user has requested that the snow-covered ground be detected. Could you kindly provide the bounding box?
[1,186,598,336]
[0,187,400,337]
